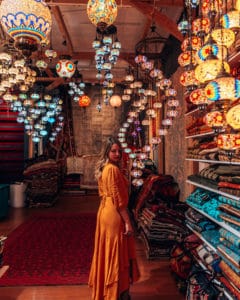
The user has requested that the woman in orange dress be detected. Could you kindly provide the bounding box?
[88,137,140,300]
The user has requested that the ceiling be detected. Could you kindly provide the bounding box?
[0,0,184,90]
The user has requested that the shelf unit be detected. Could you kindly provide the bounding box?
[185,102,240,300]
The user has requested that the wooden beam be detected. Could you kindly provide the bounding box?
[51,6,74,56]
[46,0,183,8]
[45,77,65,90]
[129,1,183,42]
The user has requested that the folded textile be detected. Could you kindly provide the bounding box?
[219,196,240,210]
[217,244,240,269]
[219,260,240,291]
[219,228,240,248]
[218,204,240,218]
[218,181,240,190]
[218,276,240,300]
[219,213,240,230]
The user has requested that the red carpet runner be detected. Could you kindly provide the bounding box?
[0,212,96,286]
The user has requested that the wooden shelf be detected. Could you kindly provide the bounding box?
[185,158,240,166]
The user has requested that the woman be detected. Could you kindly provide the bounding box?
[88,137,140,300]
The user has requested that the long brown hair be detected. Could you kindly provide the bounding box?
[95,137,122,180]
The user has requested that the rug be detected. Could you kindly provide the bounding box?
[0,212,96,286]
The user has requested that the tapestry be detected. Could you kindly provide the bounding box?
[0,212,96,286]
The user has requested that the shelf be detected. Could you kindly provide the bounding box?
[186,224,217,252]
[186,179,240,202]
[185,131,217,139]
[186,202,240,239]
[185,158,240,166]
[184,107,199,116]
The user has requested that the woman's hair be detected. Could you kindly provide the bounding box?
[95,136,122,180]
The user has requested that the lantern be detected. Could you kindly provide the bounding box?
[87,0,118,31]
[56,58,76,78]
[79,95,91,107]
[110,94,122,107]
[0,0,52,55]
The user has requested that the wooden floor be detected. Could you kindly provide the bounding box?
[0,191,185,300]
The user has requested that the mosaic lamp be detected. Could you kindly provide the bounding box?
[87,0,118,31]
[56,57,76,79]
[79,95,91,107]
[0,0,52,55]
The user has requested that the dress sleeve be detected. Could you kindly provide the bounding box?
[105,164,129,209]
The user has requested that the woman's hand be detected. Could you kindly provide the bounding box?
[124,222,133,236]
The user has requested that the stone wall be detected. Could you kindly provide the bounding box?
[71,85,124,156]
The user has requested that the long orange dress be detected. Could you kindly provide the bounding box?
[88,163,140,300]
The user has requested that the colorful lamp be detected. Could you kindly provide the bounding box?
[56,58,76,78]
[205,76,240,101]
[189,88,209,108]
[79,95,91,107]
[217,133,240,151]
[110,94,122,107]
[0,0,52,54]
[87,0,118,31]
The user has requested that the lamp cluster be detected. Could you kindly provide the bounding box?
[178,0,240,155]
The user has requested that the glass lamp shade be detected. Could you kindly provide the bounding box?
[45,49,57,60]
[201,0,224,17]
[205,76,240,101]
[56,59,76,78]
[181,36,201,51]
[130,168,143,178]
[189,88,209,106]
[158,78,172,90]
[135,55,147,64]
[211,28,235,48]
[109,94,122,107]
[178,51,197,68]
[192,17,211,37]
[132,178,144,187]
[196,43,227,62]
[180,70,199,90]
[178,19,190,36]
[78,95,91,107]
[226,104,240,129]
[217,133,240,151]
[195,59,230,83]
[87,0,117,30]
[0,0,52,44]
[221,10,240,32]
[204,110,225,128]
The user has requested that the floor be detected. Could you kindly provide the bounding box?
[0,191,185,300]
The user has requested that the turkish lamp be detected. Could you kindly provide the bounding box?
[205,75,240,102]
[87,0,118,31]
[132,178,144,187]
[159,78,172,90]
[211,27,235,48]
[217,133,240,157]
[45,49,57,61]
[178,19,190,36]
[135,55,147,65]
[110,94,122,107]
[195,58,230,83]
[204,110,225,132]
[221,10,240,33]
[159,128,168,136]
[167,99,180,107]
[0,0,52,54]
[122,94,131,102]
[153,102,162,109]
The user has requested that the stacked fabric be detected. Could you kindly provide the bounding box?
[23,159,60,207]
[138,205,188,259]
[188,164,240,197]
[217,228,240,298]
[186,116,212,136]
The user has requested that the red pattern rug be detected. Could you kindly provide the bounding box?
[0,212,96,286]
